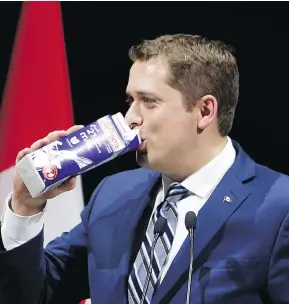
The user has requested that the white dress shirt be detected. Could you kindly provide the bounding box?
[1,137,236,282]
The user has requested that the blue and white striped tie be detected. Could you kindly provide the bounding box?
[128,182,189,304]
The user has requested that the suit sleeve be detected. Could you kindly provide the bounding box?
[0,177,108,304]
[267,210,289,303]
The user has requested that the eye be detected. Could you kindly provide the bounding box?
[142,97,156,104]
[125,96,133,107]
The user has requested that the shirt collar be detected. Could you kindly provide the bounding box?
[161,137,236,199]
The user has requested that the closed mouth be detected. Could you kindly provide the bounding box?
[138,139,147,151]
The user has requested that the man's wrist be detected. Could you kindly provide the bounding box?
[11,193,46,216]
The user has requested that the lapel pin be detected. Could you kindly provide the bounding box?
[223,195,232,203]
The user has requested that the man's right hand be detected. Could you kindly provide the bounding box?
[11,125,84,216]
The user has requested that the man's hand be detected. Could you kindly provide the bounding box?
[11,125,83,216]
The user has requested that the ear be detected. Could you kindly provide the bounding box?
[196,95,218,131]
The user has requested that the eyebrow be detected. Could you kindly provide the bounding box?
[125,90,160,99]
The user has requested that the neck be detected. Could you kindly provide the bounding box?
[164,135,228,182]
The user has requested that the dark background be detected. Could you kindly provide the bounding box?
[0,2,288,203]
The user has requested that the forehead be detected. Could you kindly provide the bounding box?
[126,59,169,95]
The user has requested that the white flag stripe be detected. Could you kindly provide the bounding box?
[0,166,14,217]
[43,176,84,246]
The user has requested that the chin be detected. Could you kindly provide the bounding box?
[136,151,160,172]
[136,151,148,167]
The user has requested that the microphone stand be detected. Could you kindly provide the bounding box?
[186,227,194,304]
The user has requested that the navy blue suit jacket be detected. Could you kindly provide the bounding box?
[1,141,289,304]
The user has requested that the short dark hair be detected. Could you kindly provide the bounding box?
[129,34,239,136]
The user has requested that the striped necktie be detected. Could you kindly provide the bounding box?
[128,182,189,304]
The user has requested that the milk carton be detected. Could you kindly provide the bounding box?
[16,112,140,198]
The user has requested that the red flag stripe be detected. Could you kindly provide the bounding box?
[0,2,73,172]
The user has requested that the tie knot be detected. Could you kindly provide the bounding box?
[164,182,188,202]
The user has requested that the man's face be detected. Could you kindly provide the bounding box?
[125,59,199,175]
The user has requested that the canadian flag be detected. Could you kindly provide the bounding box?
[0,2,90,302]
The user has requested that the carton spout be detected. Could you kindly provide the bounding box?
[131,128,141,144]
[125,128,141,144]
[111,112,141,144]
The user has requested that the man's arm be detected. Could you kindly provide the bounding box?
[267,210,289,303]
[0,222,89,304]
[1,193,46,250]
[0,125,95,304]
[0,177,107,304]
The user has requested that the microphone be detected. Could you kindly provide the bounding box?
[140,216,167,304]
[185,211,197,304]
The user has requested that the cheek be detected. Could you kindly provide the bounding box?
[144,109,192,143]
[150,123,182,146]
[163,121,194,147]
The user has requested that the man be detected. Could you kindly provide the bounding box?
[1,34,289,304]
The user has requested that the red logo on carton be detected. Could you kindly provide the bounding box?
[42,164,58,180]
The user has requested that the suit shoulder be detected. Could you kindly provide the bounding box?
[105,167,158,184]
[256,163,289,183]
[255,163,289,202]
[91,167,159,197]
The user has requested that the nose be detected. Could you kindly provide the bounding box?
[125,102,143,129]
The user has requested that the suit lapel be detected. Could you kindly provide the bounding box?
[89,170,161,303]
[152,143,255,304]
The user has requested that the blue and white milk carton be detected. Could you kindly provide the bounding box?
[16,112,140,198]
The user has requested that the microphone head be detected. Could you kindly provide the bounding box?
[154,216,167,236]
[185,211,197,230]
